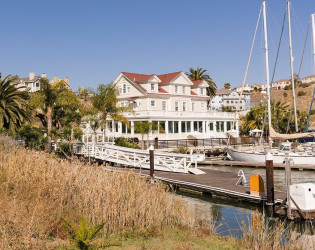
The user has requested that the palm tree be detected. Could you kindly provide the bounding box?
[186,67,217,97]
[30,78,64,151]
[134,121,160,149]
[92,83,132,142]
[0,75,30,132]
[224,82,231,89]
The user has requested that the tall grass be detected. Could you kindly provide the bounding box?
[0,136,193,248]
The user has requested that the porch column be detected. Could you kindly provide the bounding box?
[224,121,227,133]
[131,121,134,136]
[165,120,169,139]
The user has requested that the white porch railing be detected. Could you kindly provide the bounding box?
[75,143,204,173]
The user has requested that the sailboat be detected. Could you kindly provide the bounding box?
[227,2,315,165]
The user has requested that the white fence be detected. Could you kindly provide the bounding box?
[75,143,204,173]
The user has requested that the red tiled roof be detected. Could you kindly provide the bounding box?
[127,97,137,101]
[157,72,182,83]
[122,72,155,82]
[191,90,197,95]
[191,80,203,87]
[135,83,147,93]
[158,87,168,93]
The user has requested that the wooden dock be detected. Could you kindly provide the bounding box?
[122,167,286,204]
[199,158,315,170]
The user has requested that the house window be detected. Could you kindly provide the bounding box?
[193,121,203,132]
[192,102,195,111]
[127,85,131,93]
[209,122,214,131]
[227,101,229,104]
[162,101,166,111]
[175,101,179,111]
[183,102,187,111]
[151,83,155,91]
[175,86,178,94]
[123,84,126,93]
[200,88,204,95]
[168,121,179,133]
[182,86,186,94]
[151,100,156,107]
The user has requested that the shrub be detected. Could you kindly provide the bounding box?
[297,91,306,97]
[56,141,72,158]
[283,92,288,98]
[114,137,140,149]
[17,124,47,150]
[175,146,188,154]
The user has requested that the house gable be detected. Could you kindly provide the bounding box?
[114,73,146,98]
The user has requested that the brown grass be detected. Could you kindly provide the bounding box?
[0,136,193,248]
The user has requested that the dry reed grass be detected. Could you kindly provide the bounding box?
[240,210,314,249]
[0,136,193,248]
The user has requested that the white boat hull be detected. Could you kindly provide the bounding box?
[227,149,315,165]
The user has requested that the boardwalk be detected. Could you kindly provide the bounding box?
[121,168,286,204]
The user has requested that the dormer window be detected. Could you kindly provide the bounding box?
[182,86,186,95]
[151,83,155,91]
[200,88,204,95]
[175,86,178,94]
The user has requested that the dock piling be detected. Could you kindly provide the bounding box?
[265,152,275,215]
[285,157,293,220]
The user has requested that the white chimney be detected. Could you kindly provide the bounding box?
[53,75,59,82]
[64,76,69,85]
[41,73,47,78]
[29,72,35,80]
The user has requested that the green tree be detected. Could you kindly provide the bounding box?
[186,67,217,97]
[224,82,231,89]
[134,121,159,149]
[92,83,132,142]
[78,86,90,101]
[0,75,31,132]
[30,78,70,151]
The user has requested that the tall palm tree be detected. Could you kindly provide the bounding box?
[0,75,30,132]
[186,67,217,97]
[92,83,133,141]
[30,78,61,151]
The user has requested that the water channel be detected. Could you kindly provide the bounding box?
[179,165,315,238]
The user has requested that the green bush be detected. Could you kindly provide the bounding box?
[297,91,306,97]
[56,141,72,158]
[17,125,47,150]
[114,137,140,149]
[174,146,188,154]
[283,92,288,98]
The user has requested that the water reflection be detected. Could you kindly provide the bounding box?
[177,165,314,239]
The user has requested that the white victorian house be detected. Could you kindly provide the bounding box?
[100,71,239,141]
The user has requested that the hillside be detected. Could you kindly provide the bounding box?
[250,84,315,122]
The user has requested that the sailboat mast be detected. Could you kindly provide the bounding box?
[263,1,272,133]
[311,14,315,73]
[287,1,299,132]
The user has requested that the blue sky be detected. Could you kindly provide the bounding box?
[1,0,314,90]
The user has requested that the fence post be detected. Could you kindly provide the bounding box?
[149,145,155,184]
[154,137,159,149]
[265,152,274,215]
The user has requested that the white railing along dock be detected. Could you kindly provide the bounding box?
[75,143,205,174]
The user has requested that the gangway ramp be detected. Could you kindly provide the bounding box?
[75,143,205,174]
